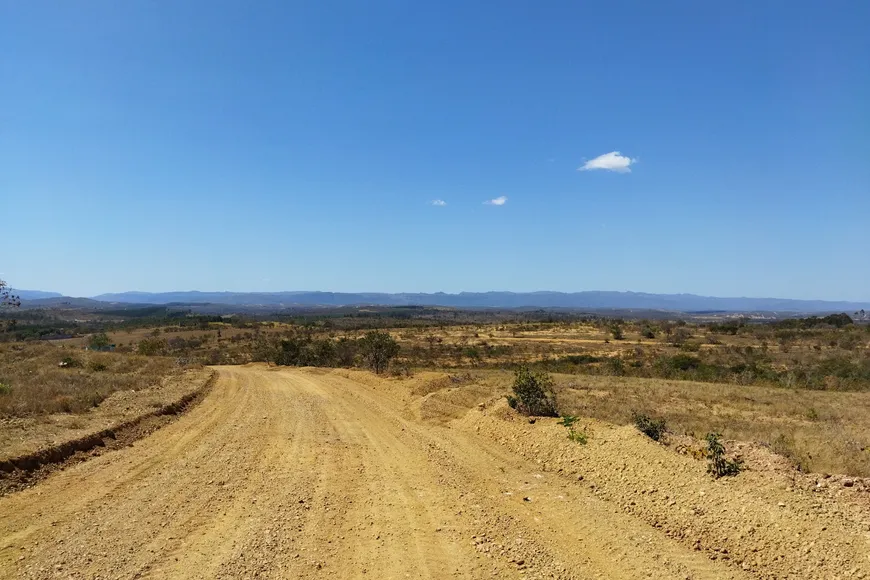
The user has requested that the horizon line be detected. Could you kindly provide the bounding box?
[15,288,870,305]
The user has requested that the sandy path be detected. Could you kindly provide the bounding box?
[0,366,759,579]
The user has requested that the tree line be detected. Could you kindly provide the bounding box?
[252,330,400,374]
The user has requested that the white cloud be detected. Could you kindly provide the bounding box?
[578,151,637,173]
[430,199,447,206]
[485,196,507,206]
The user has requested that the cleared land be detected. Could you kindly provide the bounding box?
[1,366,868,579]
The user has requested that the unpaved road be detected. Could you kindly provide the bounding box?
[0,367,867,579]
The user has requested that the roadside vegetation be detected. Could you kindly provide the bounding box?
[0,343,186,417]
[632,411,667,442]
[705,432,742,478]
[2,296,869,476]
[557,415,587,444]
[507,366,558,417]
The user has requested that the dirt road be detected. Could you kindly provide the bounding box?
[0,367,867,579]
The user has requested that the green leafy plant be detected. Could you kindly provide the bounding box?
[0,382,11,395]
[705,432,741,478]
[60,356,82,368]
[88,332,111,350]
[508,366,558,417]
[632,411,667,441]
[558,414,587,444]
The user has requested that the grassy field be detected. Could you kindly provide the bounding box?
[0,343,187,416]
[454,369,870,477]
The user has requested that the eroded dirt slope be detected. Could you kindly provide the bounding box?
[0,366,867,579]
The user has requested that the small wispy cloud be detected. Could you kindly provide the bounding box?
[430,199,447,206]
[485,196,507,206]
[578,151,637,173]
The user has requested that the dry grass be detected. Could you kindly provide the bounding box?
[463,369,870,477]
[0,343,186,417]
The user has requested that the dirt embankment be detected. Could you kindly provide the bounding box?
[0,368,214,495]
[0,366,868,579]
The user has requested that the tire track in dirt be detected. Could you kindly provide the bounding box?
[0,366,806,578]
[301,371,747,580]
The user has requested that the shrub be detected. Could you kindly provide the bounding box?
[137,337,167,356]
[660,354,701,372]
[558,415,587,444]
[334,337,358,367]
[632,411,667,441]
[560,354,604,365]
[605,356,625,376]
[60,356,82,368]
[705,432,741,478]
[358,331,400,374]
[88,361,108,372]
[509,366,558,417]
[88,332,111,350]
[680,341,702,352]
[669,327,692,346]
[0,381,11,395]
[610,325,625,341]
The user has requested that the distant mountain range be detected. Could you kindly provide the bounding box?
[12,290,64,301]
[15,290,868,313]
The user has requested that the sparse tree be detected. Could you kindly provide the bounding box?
[89,332,111,350]
[358,331,400,374]
[334,337,358,367]
[0,280,20,308]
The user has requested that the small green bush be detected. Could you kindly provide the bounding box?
[632,411,667,441]
[137,337,167,356]
[60,356,82,368]
[605,357,625,376]
[0,382,11,395]
[705,432,741,478]
[661,354,701,372]
[88,332,111,349]
[680,341,702,352]
[508,366,558,417]
[88,361,108,372]
[558,415,587,444]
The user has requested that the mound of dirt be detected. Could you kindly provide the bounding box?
[458,400,870,579]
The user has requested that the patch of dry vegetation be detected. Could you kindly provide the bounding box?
[464,369,870,477]
[0,343,186,417]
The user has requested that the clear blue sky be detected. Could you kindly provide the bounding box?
[2,1,868,300]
